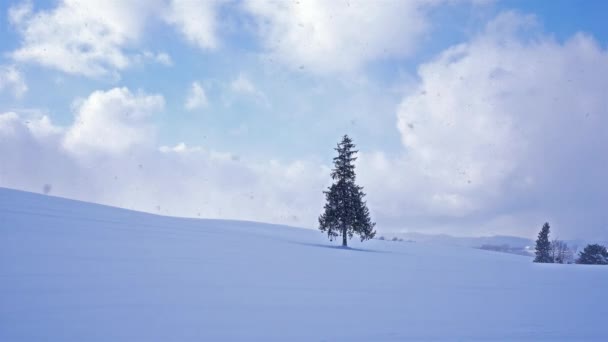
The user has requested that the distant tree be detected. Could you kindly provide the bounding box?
[43,184,52,195]
[319,135,376,247]
[392,237,399,242]
[378,236,385,240]
[534,222,553,263]
[550,239,572,264]
[576,244,608,265]
[549,239,557,262]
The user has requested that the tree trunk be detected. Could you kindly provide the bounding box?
[342,226,347,247]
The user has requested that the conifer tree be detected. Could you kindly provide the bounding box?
[319,135,376,247]
[576,244,608,265]
[534,222,553,263]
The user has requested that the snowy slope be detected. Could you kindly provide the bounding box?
[1,187,607,341]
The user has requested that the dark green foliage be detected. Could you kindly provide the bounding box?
[319,135,376,246]
[534,222,553,263]
[576,244,608,265]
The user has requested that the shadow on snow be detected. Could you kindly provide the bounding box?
[289,241,389,254]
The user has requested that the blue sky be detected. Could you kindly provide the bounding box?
[1,0,607,240]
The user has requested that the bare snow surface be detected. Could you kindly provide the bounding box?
[1,187,607,341]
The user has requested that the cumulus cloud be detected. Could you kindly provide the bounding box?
[185,81,209,111]
[164,0,223,50]
[0,65,28,98]
[379,11,608,237]
[0,111,77,197]
[63,88,164,155]
[231,73,257,94]
[8,0,227,77]
[6,0,471,78]
[229,73,268,106]
[243,0,439,73]
[9,0,162,77]
[133,51,174,67]
[0,88,327,227]
[155,52,173,66]
[159,142,203,154]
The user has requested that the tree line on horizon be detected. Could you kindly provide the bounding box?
[534,222,608,265]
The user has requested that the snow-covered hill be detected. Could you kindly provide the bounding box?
[1,187,606,341]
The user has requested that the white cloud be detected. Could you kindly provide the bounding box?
[0,99,327,226]
[26,114,65,138]
[0,112,24,136]
[7,0,228,76]
[159,142,203,154]
[0,65,28,98]
[0,111,76,197]
[9,0,162,77]
[231,73,257,94]
[134,51,174,67]
[229,73,269,106]
[63,87,164,155]
[243,0,439,73]
[155,52,173,66]
[185,81,209,111]
[380,11,608,237]
[164,0,222,50]
[0,111,63,139]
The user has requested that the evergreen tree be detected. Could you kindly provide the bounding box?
[319,135,376,247]
[576,244,608,265]
[534,222,553,263]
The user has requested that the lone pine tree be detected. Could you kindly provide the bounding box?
[319,135,376,247]
[534,222,553,263]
